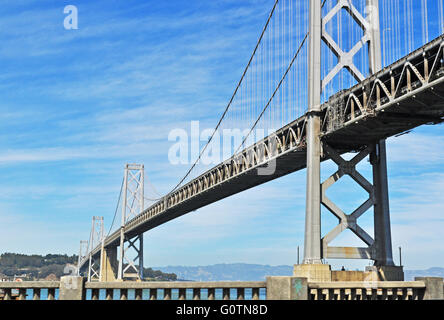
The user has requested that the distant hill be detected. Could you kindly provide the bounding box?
[157,263,293,281]
[0,253,176,281]
[0,253,77,280]
[404,267,444,281]
[156,263,444,281]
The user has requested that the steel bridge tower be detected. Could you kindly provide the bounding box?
[87,216,104,282]
[77,240,88,277]
[298,0,403,281]
[117,164,145,281]
[80,164,146,282]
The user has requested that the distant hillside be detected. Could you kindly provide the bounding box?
[0,253,78,280]
[157,263,444,281]
[404,267,444,281]
[157,263,293,281]
[0,253,177,281]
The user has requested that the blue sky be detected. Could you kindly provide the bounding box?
[0,0,443,271]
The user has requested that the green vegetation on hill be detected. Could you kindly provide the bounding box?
[0,253,78,268]
[143,268,177,281]
[0,253,78,280]
[0,253,177,281]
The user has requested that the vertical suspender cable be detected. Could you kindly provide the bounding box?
[395,0,401,59]
[440,0,444,34]
[402,0,409,55]
[422,0,429,45]
[409,0,413,51]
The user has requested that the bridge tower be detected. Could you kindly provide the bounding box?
[77,240,88,276]
[298,0,403,281]
[117,164,145,281]
[87,216,104,282]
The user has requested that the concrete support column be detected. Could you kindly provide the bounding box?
[139,235,144,280]
[304,0,323,265]
[266,277,308,300]
[99,241,104,281]
[118,233,126,281]
[415,277,444,300]
[59,276,85,300]
[100,246,118,282]
[371,141,395,266]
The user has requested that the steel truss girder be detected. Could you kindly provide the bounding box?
[120,125,306,237]
[322,0,372,89]
[322,38,444,134]
[321,143,377,260]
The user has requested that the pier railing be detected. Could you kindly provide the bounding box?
[0,277,442,300]
[85,281,266,300]
[308,281,426,300]
[0,281,59,300]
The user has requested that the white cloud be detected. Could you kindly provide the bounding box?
[387,131,444,165]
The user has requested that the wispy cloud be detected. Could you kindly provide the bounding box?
[387,131,444,166]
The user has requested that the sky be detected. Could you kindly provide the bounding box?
[0,0,443,271]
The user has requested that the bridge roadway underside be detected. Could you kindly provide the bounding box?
[131,150,308,235]
[83,36,444,265]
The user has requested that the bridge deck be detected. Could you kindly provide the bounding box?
[82,35,444,265]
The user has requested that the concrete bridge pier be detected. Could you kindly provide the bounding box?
[100,246,118,282]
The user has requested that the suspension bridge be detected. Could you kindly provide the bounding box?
[77,0,444,282]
